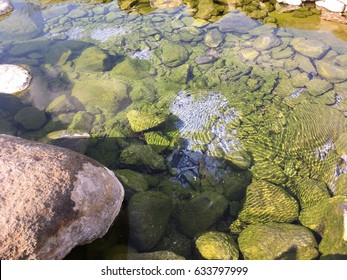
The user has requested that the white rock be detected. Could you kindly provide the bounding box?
[0,64,32,94]
[0,0,13,16]
[277,0,303,5]
[316,0,346,13]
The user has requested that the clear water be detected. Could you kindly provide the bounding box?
[1,0,347,259]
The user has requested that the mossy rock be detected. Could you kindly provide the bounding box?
[178,191,228,238]
[195,231,239,260]
[169,64,190,84]
[14,107,47,130]
[119,144,167,171]
[158,42,189,67]
[295,177,330,209]
[126,110,167,132]
[111,57,152,80]
[252,161,287,185]
[144,131,172,152]
[154,223,192,258]
[46,95,76,114]
[128,191,173,251]
[299,196,347,257]
[220,170,252,201]
[74,46,111,72]
[72,77,128,115]
[204,28,225,48]
[335,174,347,196]
[237,180,299,224]
[335,132,347,157]
[114,169,149,199]
[68,111,95,133]
[306,78,333,97]
[238,223,319,260]
[225,150,252,170]
[0,120,17,135]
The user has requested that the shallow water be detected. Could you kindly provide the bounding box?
[1,0,347,259]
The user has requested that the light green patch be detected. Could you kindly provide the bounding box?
[195,231,239,260]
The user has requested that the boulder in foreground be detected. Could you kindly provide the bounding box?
[0,134,124,259]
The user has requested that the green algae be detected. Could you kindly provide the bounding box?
[238,223,319,260]
[195,231,239,260]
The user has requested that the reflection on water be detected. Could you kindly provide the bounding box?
[1,0,347,260]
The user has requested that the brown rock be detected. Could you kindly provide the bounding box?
[0,134,124,259]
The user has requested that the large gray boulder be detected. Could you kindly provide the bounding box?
[0,64,32,94]
[0,134,124,259]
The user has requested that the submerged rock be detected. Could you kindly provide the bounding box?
[291,37,330,59]
[128,191,172,251]
[299,196,347,256]
[120,144,167,171]
[14,106,47,130]
[126,110,167,132]
[159,43,189,67]
[218,12,259,33]
[0,64,32,94]
[178,191,228,238]
[74,47,111,72]
[71,77,128,115]
[316,60,347,83]
[0,134,124,259]
[236,180,299,224]
[195,231,239,260]
[238,223,319,260]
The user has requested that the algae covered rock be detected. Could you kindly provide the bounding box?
[159,43,189,67]
[14,107,47,130]
[74,46,111,72]
[120,144,167,171]
[126,110,167,132]
[237,180,299,224]
[178,191,228,238]
[238,223,319,260]
[252,161,287,185]
[195,231,239,260]
[225,150,252,170]
[218,12,259,33]
[72,77,128,115]
[114,169,149,199]
[291,37,330,59]
[299,197,347,257]
[296,177,330,209]
[46,95,76,115]
[204,29,224,48]
[252,34,281,51]
[316,60,347,83]
[128,190,173,251]
[111,57,152,79]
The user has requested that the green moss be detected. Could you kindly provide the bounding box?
[195,231,239,260]
[120,144,167,171]
[238,223,319,260]
[114,169,149,199]
[126,110,167,132]
[74,46,111,72]
[128,191,173,251]
[72,77,129,116]
[252,161,287,185]
[14,107,47,130]
[225,150,252,170]
[237,180,299,224]
[111,57,152,80]
[178,191,228,238]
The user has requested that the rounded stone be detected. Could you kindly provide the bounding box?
[128,191,173,251]
[14,107,47,130]
[0,64,32,94]
[195,231,239,260]
[238,223,319,260]
[0,134,124,259]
